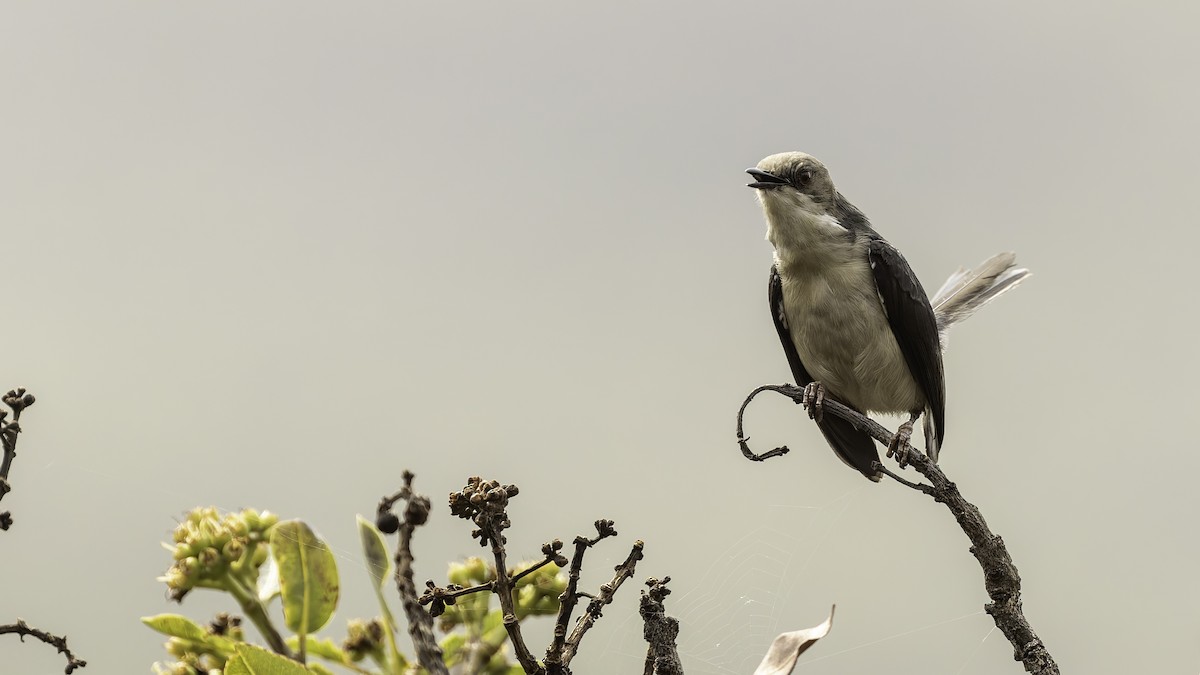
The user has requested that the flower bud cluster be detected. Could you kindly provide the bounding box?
[342,618,386,662]
[160,507,278,599]
[448,477,520,548]
[2,387,35,415]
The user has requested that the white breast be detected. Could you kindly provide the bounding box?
[778,245,924,414]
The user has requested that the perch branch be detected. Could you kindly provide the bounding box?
[737,383,1059,675]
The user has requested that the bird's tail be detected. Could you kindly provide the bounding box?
[931,252,1030,343]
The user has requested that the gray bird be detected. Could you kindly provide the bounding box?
[748,152,1028,480]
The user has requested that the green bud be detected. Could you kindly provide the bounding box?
[229,516,249,538]
[448,561,470,586]
[198,547,221,570]
[466,556,488,583]
[258,510,278,529]
[179,557,199,577]
[172,543,194,561]
[223,538,246,561]
[250,543,268,567]
[162,566,191,591]
[165,637,188,658]
[242,508,261,530]
[551,573,568,595]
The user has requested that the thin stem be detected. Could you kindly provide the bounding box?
[484,524,543,674]
[1,619,87,673]
[391,474,449,675]
[0,389,34,530]
[561,541,644,664]
[224,572,292,658]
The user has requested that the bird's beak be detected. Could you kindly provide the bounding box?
[746,168,788,190]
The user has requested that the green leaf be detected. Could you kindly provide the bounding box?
[142,614,208,641]
[224,643,312,675]
[270,520,340,635]
[357,514,403,670]
[285,635,350,664]
[143,613,238,655]
[356,514,391,590]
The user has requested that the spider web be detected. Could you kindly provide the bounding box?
[594,489,863,675]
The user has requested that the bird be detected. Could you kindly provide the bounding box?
[747,152,1028,481]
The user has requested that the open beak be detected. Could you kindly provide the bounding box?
[746,168,788,190]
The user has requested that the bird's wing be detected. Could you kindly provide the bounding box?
[866,239,946,458]
[769,266,881,481]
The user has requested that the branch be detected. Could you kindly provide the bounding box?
[0,387,36,531]
[420,544,563,610]
[435,478,650,675]
[737,384,1060,675]
[735,385,793,461]
[560,538,644,663]
[1,619,87,673]
[545,519,618,672]
[378,472,448,675]
[448,477,543,674]
[639,577,682,675]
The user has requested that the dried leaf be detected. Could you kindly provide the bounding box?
[753,606,835,675]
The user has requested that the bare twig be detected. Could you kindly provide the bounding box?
[448,477,543,674]
[0,394,83,673]
[1,619,86,673]
[0,387,36,531]
[737,384,1060,675]
[427,478,650,675]
[420,545,564,611]
[545,519,618,672]
[561,539,644,663]
[639,577,682,675]
[735,384,793,461]
[378,471,448,675]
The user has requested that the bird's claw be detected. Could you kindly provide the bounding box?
[802,382,825,423]
[886,420,915,468]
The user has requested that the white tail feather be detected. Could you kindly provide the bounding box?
[932,252,1030,343]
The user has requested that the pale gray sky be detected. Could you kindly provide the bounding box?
[3,2,1198,674]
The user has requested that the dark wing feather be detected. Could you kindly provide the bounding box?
[769,266,881,481]
[866,239,946,457]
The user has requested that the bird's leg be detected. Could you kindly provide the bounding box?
[801,382,825,423]
[887,411,921,468]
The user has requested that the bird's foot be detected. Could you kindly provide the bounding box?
[801,382,825,423]
[886,418,915,468]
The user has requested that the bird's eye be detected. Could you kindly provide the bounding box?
[793,168,813,186]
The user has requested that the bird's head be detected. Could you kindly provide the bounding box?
[748,152,855,262]
[747,151,838,217]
